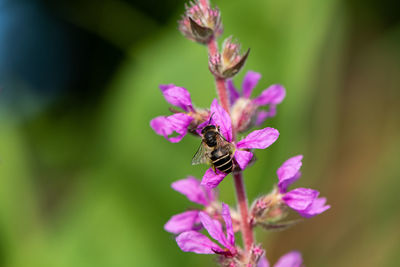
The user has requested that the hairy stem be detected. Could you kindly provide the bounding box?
[207,37,254,254]
[215,78,231,114]
[233,171,254,253]
[207,38,218,59]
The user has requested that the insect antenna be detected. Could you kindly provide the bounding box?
[208,112,215,125]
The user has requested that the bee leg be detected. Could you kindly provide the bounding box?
[212,165,217,174]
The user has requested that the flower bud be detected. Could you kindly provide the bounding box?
[219,244,264,267]
[230,97,257,132]
[208,37,250,79]
[250,188,288,225]
[247,245,265,267]
[179,0,223,44]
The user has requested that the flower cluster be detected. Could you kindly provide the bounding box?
[228,71,286,132]
[250,156,330,228]
[176,203,237,257]
[277,156,330,218]
[150,84,210,142]
[164,176,241,235]
[200,99,279,188]
[164,176,217,234]
[150,0,330,266]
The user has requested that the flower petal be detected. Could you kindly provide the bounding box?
[255,110,269,126]
[171,176,209,206]
[236,127,279,149]
[267,106,277,118]
[205,185,217,204]
[199,211,229,249]
[283,188,319,212]
[227,80,240,105]
[221,203,235,248]
[201,168,227,189]
[242,71,261,98]
[298,197,330,218]
[150,116,171,137]
[257,255,270,267]
[274,251,303,267]
[176,231,222,254]
[255,106,278,126]
[164,210,200,234]
[210,99,233,142]
[159,84,175,93]
[160,84,193,112]
[234,150,253,170]
[150,113,193,143]
[277,155,303,193]
[253,84,286,106]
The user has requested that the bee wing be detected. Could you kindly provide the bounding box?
[191,141,211,165]
[215,133,235,153]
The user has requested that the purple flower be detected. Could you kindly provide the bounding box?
[228,71,286,132]
[176,203,237,256]
[257,251,303,267]
[277,156,330,218]
[150,84,209,143]
[200,99,279,189]
[164,176,216,234]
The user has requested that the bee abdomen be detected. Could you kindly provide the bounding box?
[212,153,233,174]
[216,159,233,174]
[212,153,230,165]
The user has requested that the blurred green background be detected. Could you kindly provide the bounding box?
[0,0,399,266]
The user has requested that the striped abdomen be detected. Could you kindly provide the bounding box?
[211,148,233,174]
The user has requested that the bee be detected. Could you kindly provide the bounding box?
[192,122,235,174]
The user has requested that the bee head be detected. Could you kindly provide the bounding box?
[201,125,216,135]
